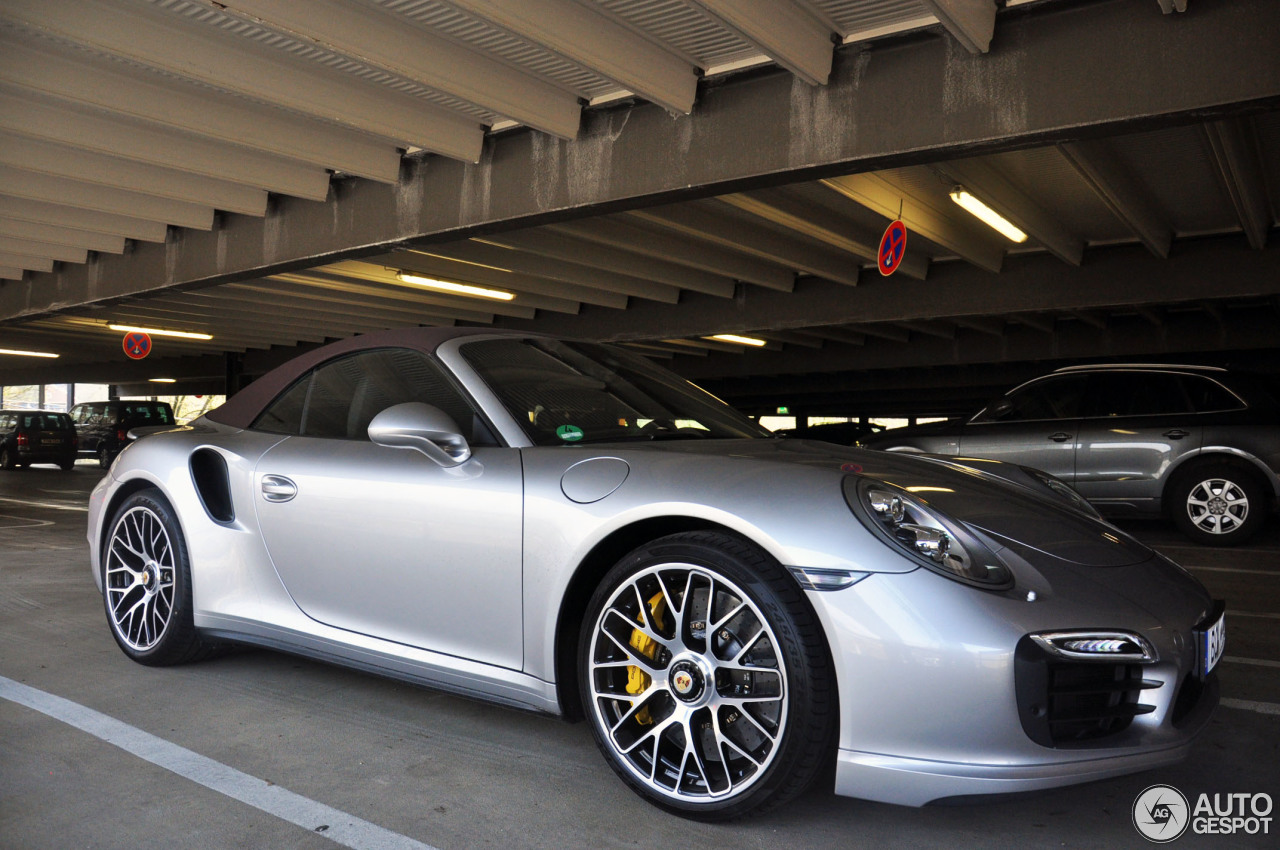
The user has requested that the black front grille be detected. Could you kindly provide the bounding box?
[1015,637,1160,747]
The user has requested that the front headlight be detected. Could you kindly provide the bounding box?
[846,478,1014,589]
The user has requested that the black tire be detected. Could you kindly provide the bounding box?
[102,489,215,665]
[0,448,14,470]
[578,531,834,820]
[98,445,112,469]
[60,457,76,471]
[1169,460,1268,546]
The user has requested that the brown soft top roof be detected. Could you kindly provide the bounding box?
[206,327,517,429]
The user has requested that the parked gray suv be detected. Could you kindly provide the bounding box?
[862,364,1280,545]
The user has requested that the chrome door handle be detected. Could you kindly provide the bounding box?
[261,475,297,502]
[1048,432,1072,443]
[1163,429,1190,440]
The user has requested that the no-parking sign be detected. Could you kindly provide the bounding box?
[122,331,152,360]
[878,220,908,276]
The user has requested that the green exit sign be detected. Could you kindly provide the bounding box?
[776,406,790,415]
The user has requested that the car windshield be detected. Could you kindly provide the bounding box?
[460,337,769,446]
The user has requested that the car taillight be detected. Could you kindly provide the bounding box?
[16,433,28,447]
[117,428,128,442]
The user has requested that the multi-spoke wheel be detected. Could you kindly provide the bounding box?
[1170,462,1266,547]
[580,532,833,820]
[103,489,212,665]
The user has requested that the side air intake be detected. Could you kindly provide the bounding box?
[190,448,234,524]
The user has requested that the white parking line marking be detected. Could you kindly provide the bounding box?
[1185,566,1280,576]
[0,676,440,850]
[1230,612,1280,620]
[1221,698,1280,716]
[1223,656,1280,669]
[0,515,54,529]
[0,496,88,512]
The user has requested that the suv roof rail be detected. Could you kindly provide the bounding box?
[1052,363,1227,373]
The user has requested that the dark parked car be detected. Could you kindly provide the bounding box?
[69,400,175,468]
[0,409,78,470]
[862,364,1280,545]
[774,421,885,445]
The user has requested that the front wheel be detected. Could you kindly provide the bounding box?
[1170,462,1267,546]
[102,489,214,665]
[579,531,834,820]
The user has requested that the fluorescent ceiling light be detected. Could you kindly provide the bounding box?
[707,334,767,347]
[949,189,1028,243]
[0,347,58,358]
[149,378,176,383]
[395,272,514,301]
[108,324,213,340]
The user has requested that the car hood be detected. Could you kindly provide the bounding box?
[596,437,1151,568]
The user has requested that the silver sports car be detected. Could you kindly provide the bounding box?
[88,328,1223,820]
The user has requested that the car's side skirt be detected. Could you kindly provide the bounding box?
[196,613,561,715]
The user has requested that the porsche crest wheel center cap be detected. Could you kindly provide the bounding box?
[669,660,706,703]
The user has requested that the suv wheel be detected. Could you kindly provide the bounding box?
[98,446,112,469]
[1170,461,1267,546]
[0,448,14,470]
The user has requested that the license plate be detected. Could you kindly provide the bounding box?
[1197,604,1226,678]
[42,438,63,445]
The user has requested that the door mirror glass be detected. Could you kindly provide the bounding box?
[368,402,472,467]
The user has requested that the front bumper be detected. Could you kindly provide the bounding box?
[804,549,1218,806]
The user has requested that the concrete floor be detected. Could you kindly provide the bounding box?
[1,462,1277,849]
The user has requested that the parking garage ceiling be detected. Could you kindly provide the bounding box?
[0,0,1278,414]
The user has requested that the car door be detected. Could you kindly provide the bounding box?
[1073,370,1203,510]
[251,347,524,670]
[958,373,1089,482]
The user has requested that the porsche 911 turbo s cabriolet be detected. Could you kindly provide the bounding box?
[88,328,1223,820]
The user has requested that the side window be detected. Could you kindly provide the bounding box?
[70,405,85,424]
[1182,375,1245,413]
[302,354,364,438]
[253,376,310,434]
[304,348,486,442]
[105,404,119,424]
[1086,372,1191,417]
[344,348,489,444]
[974,375,1089,423]
[251,349,489,444]
[155,406,174,424]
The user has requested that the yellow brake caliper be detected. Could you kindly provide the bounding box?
[627,591,667,725]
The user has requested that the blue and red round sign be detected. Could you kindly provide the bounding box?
[122,331,152,360]
[878,220,908,276]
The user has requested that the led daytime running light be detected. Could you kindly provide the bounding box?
[1031,631,1155,662]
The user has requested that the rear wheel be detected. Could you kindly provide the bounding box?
[1170,461,1267,546]
[60,456,76,471]
[0,448,14,470]
[98,446,112,469]
[579,531,833,820]
[103,489,214,665]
